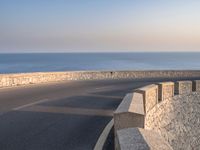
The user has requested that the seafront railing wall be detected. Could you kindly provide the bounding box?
[1,70,200,88]
[114,80,200,150]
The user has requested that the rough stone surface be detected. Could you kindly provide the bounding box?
[1,70,200,88]
[145,92,200,150]
[135,84,158,113]
[174,81,192,95]
[158,82,174,102]
[114,93,145,131]
[116,128,172,150]
[193,80,200,92]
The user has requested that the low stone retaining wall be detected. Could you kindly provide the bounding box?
[174,81,192,94]
[158,82,174,102]
[145,92,200,150]
[116,128,172,150]
[1,70,200,88]
[114,80,200,150]
[192,80,200,91]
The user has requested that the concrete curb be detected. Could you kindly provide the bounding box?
[94,119,114,150]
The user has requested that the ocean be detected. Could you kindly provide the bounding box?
[0,52,200,74]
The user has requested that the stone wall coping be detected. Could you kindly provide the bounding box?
[176,80,192,83]
[135,84,158,92]
[114,93,133,114]
[116,128,173,150]
[128,93,144,115]
[193,80,200,82]
[114,93,144,115]
[114,80,199,119]
[175,80,193,95]
[193,80,200,91]
[158,82,174,85]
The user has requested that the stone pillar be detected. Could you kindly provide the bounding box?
[135,84,158,113]
[192,80,200,92]
[114,93,145,132]
[158,82,174,102]
[114,92,145,150]
[175,81,192,95]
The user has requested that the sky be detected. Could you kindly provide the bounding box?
[0,0,200,53]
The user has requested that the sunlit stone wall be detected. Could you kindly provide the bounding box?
[174,81,192,95]
[158,82,174,101]
[114,80,200,150]
[135,84,158,113]
[145,93,200,150]
[1,70,200,88]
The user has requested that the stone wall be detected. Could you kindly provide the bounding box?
[1,70,200,88]
[114,80,200,150]
[145,93,200,150]
[116,128,172,150]
[192,80,200,92]
[158,82,174,102]
[135,84,158,113]
[114,93,145,131]
[174,81,192,95]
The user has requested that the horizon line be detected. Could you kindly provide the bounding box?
[0,51,200,54]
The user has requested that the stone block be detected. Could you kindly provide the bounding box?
[192,80,200,92]
[135,84,158,113]
[158,82,174,102]
[175,81,192,95]
[114,93,145,132]
[116,128,172,150]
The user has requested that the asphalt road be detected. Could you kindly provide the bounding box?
[0,78,197,150]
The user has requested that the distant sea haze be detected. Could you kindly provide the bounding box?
[0,52,200,74]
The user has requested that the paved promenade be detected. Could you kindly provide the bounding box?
[0,78,197,150]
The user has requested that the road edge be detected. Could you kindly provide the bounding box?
[94,119,114,150]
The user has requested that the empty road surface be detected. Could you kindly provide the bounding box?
[0,78,197,150]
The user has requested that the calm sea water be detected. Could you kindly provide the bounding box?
[1,52,200,74]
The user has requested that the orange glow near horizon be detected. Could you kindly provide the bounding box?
[0,0,200,52]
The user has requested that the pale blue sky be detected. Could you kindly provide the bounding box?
[0,0,200,52]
